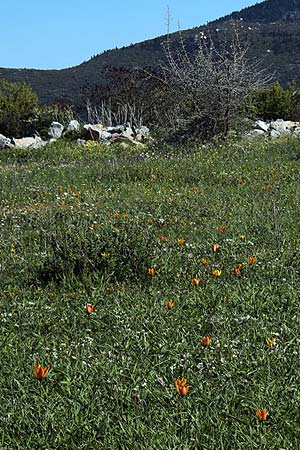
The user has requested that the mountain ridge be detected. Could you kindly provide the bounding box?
[1,0,300,104]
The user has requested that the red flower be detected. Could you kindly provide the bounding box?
[233,267,240,276]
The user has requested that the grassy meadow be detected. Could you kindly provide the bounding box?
[0,136,299,449]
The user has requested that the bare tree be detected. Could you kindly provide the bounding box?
[160,22,272,140]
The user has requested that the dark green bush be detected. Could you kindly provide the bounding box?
[251,81,300,121]
[0,80,38,137]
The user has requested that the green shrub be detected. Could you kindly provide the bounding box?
[29,104,75,139]
[0,80,38,137]
[251,81,300,121]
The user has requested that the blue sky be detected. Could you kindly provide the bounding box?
[0,0,258,69]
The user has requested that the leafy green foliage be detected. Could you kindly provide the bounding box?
[251,81,300,121]
[29,103,75,139]
[0,80,38,137]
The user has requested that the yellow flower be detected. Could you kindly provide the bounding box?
[239,234,246,240]
[266,337,276,347]
[123,213,129,219]
[34,364,51,381]
[113,213,120,219]
[148,268,157,275]
[101,252,110,258]
[166,300,175,309]
[212,269,221,277]
[177,239,185,245]
[10,244,16,253]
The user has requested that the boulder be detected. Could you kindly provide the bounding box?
[48,121,64,139]
[270,119,292,133]
[67,120,80,132]
[105,125,125,134]
[100,130,113,140]
[134,126,150,141]
[83,124,103,140]
[13,136,47,149]
[270,129,281,139]
[121,125,134,139]
[293,127,300,135]
[0,134,14,149]
[255,120,269,133]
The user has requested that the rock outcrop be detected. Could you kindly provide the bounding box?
[48,121,64,139]
[0,134,13,149]
[13,136,47,149]
[0,120,152,149]
[249,119,300,138]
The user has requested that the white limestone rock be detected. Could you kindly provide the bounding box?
[0,133,14,149]
[48,121,64,138]
[67,120,80,132]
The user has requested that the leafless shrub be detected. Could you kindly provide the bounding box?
[160,22,272,140]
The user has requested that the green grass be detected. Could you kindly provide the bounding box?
[0,136,299,449]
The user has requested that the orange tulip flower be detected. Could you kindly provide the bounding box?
[113,213,120,219]
[85,303,96,315]
[247,256,257,265]
[256,408,268,421]
[88,223,94,230]
[201,258,209,265]
[201,336,211,347]
[175,377,190,396]
[177,239,185,245]
[34,364,51,380]
[166,300,175,309]
[212,243,219,253]
[160,236,168,242]
[192,278,201,285]
[239,178,245,184]
[148,268,157,275]
[219,226,226,233]
[123,213,129,219]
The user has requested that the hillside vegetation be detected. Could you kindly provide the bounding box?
[1,0,300,104]
[0,136,299,448]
